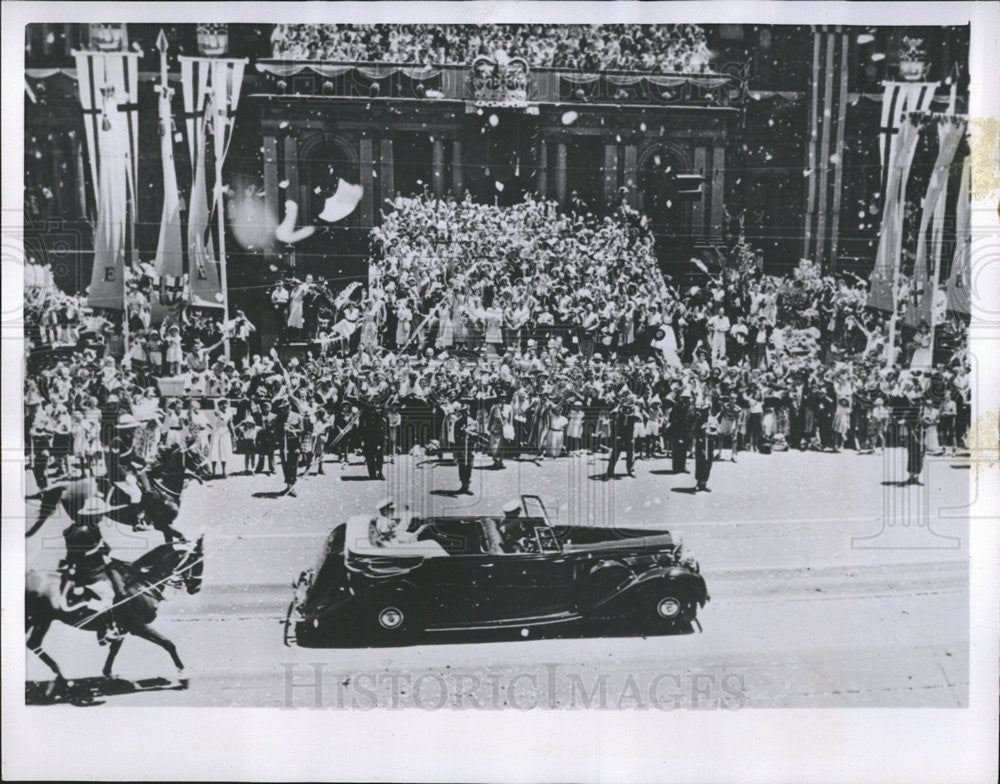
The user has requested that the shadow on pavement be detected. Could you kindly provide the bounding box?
[26,676,188,706]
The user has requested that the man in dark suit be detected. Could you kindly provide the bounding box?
[350,391,388,480]
[693,404,718,492]
[274,396,304,496]
[454,402,477,495]
[605,393,640,480]
[668,390,692,473]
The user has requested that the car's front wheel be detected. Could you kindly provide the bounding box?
[642,584,694,632]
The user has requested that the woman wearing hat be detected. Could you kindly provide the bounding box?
[163,323,183,376]
[208,399,235,479]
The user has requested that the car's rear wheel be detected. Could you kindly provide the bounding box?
[642,584,694,632]
[364,594,419,644]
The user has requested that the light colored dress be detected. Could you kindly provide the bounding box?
[287,284,307,330]
[436,305,454,348]
[544,413,568,457]
[209,409,234,463]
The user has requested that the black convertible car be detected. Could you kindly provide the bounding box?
[285,496,708,646]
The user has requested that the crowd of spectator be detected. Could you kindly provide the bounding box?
[24,193,971,499]
[270,24,714,73]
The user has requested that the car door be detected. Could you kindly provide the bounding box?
[419,553,497,625]
[484,528,578,620]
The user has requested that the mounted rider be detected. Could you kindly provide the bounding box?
[106,413,149,527]
[59,495,125,644]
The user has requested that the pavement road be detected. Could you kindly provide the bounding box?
[24,447,970,708]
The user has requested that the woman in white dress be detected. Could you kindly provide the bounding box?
[208,399,235,478]
[187,400,212,462]
[435,301,454,350]
[909,322,933,369]
[566,399,585,454]
[287,281,307,333]
[395,298,413,350]
[544,404,568,458]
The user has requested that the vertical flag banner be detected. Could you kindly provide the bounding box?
[868,115,922,311]
[209,57,248,330]
[186,110,222,308]
[907,117,967,328]
[73,50,139,310]
[151,31,186,324]
[878,81,939,201]
[85,81,128,310]
[180,56,247,310]
[946,159,971,316]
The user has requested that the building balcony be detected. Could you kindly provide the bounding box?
[251,59,746,109]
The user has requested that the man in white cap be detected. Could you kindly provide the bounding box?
[501,499,522,520]
[372,497,426,546]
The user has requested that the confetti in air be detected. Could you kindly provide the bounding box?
[274,200,316,244]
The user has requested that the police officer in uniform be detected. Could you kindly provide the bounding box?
[453,401,477,495]
[355,393,388,481]
[668,390,692,473]
[605,393,640,480]
[693,403,718,493]
[60,496,124,644]
[274,396,304,496]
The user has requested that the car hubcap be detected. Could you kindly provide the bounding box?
[378,606,404,630]
[656,597,681,618]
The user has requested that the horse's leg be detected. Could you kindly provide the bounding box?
[25,486,64,537]
[102,638,124,679]
[26,617,65,691]
[129,623,185,675]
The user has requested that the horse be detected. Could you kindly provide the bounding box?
[26,443,211,542]
[26,535,204,691]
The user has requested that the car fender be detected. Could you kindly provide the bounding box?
[576,559,634,612]
[634,567,709,607]
[585,565,708,614]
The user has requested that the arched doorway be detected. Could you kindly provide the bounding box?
[293,135,364,282]
[638,145,693,259]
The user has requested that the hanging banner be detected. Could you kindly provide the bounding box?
[868,116,922,311]
[73,50,140,311]
[877,81,939,201]
[151,38,187,323]
[946,159,971,316]
[187,111,223,309]
[85,89,128,311]
[906,116,967,328]
[180,56,247,309]
[72,50,140,213]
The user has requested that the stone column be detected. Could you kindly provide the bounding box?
[603,143,619,206]
[380,137,395,205]
[359,136,374,226]
[432,137,445,198]
[283,134,299,206]
[692,145,707,238]
[710,144,725,240]
[623,144,638,208]
[263,132,280,231]
[536,139,548,199]
[555,140,568,206]
[451,138,464,197]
